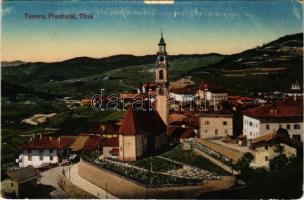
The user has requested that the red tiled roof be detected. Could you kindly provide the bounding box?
[169,113,187,123]
[228,96,241,100]
[21,136,75,150]
[148,90,156,95]
[119,106,167,136]
[199,81,218,90]
[197,107,234,116]
[170,114,199,128]
[243,99,303,119]
[251,133,277,144]
[170,87,197,95]
[120,93,143,99]
[198,81,227,93]
[103,137,119,147]
[82,136,107,151]
[251,131,302,149]
[238,97,254,101]
[183,116,200,128]
[110,148,119,155]
[168,127,195,139]
[143,82,156,88]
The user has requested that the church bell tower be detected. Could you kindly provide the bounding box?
[155,33,169,126]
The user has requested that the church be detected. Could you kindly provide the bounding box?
[118,34,169,161]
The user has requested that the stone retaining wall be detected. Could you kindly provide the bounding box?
[57,174,95,198]
[78,159,236,198]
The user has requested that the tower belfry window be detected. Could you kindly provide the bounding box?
[159,70,164,80]
[159,56,164,62]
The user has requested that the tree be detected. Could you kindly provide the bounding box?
[235,152,254,172]
[269,154,289,170]
[273,144,284,154]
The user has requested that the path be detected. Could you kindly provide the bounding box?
[193,150,239,175]
[157,155,185,166]
[66,163,117,199]
[39,165,71,198]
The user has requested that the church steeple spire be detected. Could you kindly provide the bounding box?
[159,32,166,46]
[155,33,169,126]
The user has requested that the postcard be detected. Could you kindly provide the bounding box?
[1,0,303,199]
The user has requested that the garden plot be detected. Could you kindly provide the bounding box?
[130,156,220,180]
[165,165,220,180]
[162,145,230,175]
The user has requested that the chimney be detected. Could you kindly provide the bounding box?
[58,136,61,143]
[49,136,52,141]
[39,134,42,139]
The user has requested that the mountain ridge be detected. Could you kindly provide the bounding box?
[2,32,303,97]
[2,53,225,66]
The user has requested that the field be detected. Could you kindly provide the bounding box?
[1,101,126,177]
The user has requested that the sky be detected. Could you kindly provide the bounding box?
[1,0,303,62]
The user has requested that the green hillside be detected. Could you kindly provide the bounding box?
[2,54,224,98]
[190,33,303,94]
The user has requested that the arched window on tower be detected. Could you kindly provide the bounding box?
[159,70,164,80]
[159,87,163,95]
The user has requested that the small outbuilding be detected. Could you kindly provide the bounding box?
[1,166,40,198]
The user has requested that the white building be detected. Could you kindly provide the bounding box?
[17,136,74,168]
[170,87,197,103]
[206,91,228,107]
[197,81,228,109]
[284,81,303,97]
[243,98,303,141]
